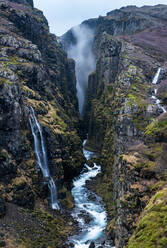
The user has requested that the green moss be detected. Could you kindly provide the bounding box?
[145,118,167,138]
[150,181,166,192]
[127,93,138,104]
[0,77,13,85]
[107,84,113,93]
[18,209,73,248]
[128,187,167,248]
[0,56,20,77]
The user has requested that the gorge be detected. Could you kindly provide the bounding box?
[0,1,167,248]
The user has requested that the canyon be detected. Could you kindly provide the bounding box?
[0,1,167,248]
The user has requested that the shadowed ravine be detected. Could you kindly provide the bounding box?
[68,141,114,248]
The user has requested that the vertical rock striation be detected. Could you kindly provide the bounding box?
[62,4,167,248]
[0,0,85,247]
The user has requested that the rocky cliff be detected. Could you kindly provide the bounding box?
[62,4,167,248]
[1,1,167,248]
[0,0,85,247]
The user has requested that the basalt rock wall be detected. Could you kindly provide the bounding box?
[0,0,85,247]
[81,5,167,248]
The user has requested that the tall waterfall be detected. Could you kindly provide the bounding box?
[67,25,95,115]
[152,68,166,113]
[29,107,60,210]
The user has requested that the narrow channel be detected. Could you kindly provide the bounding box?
[68,140,114,248]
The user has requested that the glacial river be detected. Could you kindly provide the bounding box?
[68,141,114,248]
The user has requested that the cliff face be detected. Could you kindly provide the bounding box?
[81,5,167,248]
[1,2,167,247]
[62,4,167,248]
[0,0,85,247]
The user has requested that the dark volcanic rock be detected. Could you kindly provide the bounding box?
[0,0,84,246]
[0,240,6,247]
[8,0,34,8]
[89,242,95,248]
[0,200,6,217]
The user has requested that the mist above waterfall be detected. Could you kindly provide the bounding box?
[67,25,95,115]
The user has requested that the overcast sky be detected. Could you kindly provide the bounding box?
[33,0,167,36]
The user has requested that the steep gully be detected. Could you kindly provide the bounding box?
[28,24,113,246]
[29,24,165,247]
[65,57,166,247]
[64,25,114,247]
[29,101,113,246]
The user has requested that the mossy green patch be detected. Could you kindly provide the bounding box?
[0,77,13,85]
[15,209,73,248]
[128,187,167,248]
[145,117,167,139]
[1,56,20,68]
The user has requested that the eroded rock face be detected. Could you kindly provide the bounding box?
[0,0,84,247]
[62,5,167,247]
[76,6,167,247]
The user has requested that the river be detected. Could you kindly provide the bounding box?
[68,141,114,248]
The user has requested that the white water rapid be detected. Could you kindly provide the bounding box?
[152,68,166,113]
[29,107,60,210]
[68,140,114,248]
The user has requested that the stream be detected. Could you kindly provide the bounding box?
[68,141,114,248]
[152,68,166,113]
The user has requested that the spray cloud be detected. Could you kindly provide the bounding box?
[67,25,95,115]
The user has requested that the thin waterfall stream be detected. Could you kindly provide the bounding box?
[29,107,60,210]
[152,68,166,113]
[68,140,114,248]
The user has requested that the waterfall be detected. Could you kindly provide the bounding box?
[67,25,95,115]
[152,68,161,84]
[29,107,50,178]
[48,177,60,210]
[152,68,166,113]
[29,107,60,210]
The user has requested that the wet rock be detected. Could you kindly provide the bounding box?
[0,200,6,217]
[0,240,5,247]
[69,243,74,247]
[89,242,95,248]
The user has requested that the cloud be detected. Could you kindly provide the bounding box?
[34,0,167,35]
